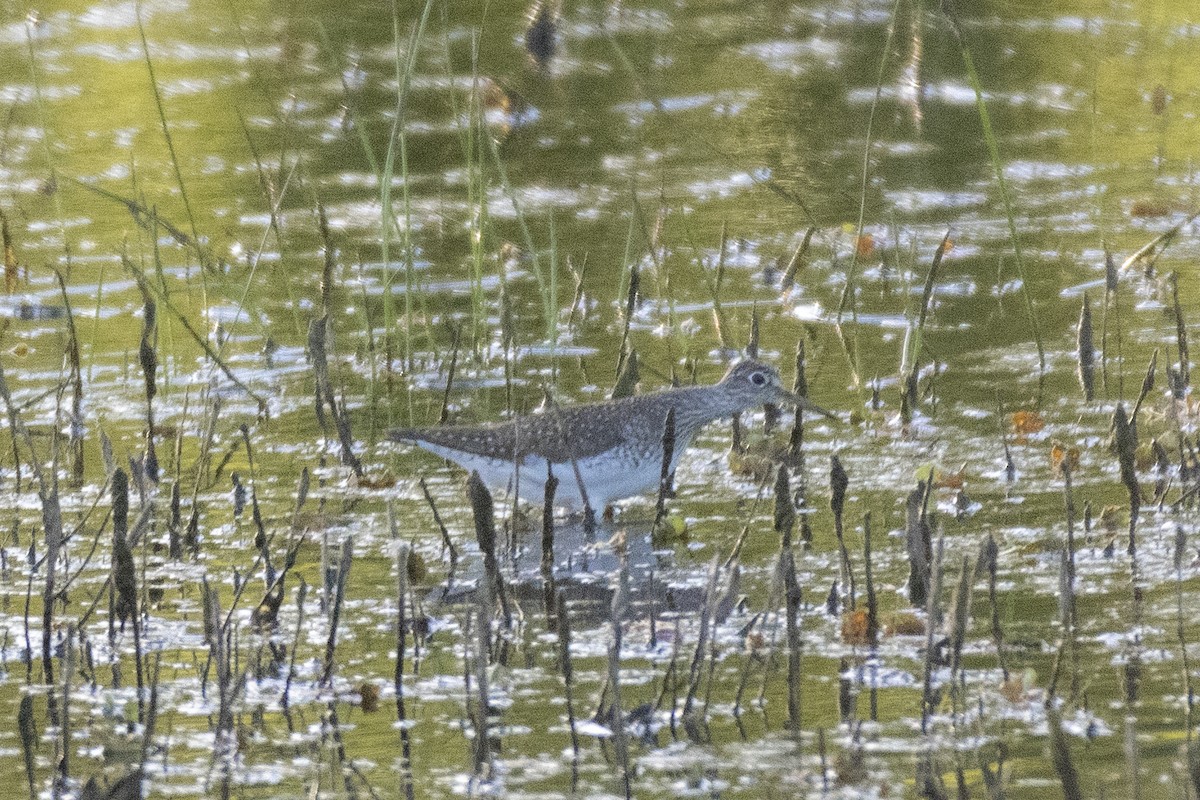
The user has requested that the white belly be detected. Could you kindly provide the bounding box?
[417,442,673,510]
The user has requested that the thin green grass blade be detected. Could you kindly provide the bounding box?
[948,12,1045,377]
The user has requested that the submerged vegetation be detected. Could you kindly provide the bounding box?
[0,0,1198,798]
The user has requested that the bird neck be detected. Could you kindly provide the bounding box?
[668,384,744,427]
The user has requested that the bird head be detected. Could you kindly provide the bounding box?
[718,359,836,419]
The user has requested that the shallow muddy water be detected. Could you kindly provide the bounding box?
[1,0,1200,797]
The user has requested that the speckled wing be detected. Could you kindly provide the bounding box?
[390,395,668,464]
[389,421,521,461]
[514,400,654,462]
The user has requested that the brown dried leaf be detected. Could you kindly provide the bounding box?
[884,612,926,637]
[841,609,870,645]
[1050,440,1080,474]
[855,233,875,258]
[359,682,380,713]
[1130,199,1171,218]
[2,218,16,294]
[1010,410,1045,435]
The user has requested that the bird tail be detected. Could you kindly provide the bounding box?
[388,429,418,442]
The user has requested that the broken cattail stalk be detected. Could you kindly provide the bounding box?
[838,655,855,722]
[136,281,159,483]
[467,472,511,627]
[53,270,85,484]
[112,468,145,722]
[1077,293,1095,401]
[731,612,760,719]
[438,323,463,426]
[1112,404,1140,556]
[1101,245,1119,396]
[239,424,271,578]
[900,233,951,418]
[920,531,945,734]
[307,315,364,476]
[945,555,973,682]
[565,253,589,332]
[1048,707,1084,800]
[981,535,1008,681]
[542,465,559,630]
[140,653,161,770]
[682,559,719,718]
[830,455,855,608]
[607,561,632,800]
[1062,460,1080,698]
[281,579,308,724]
[780,227,815,293]
[904,480,933,608]
[788,339,808,464]
[111,470,135,629]
[555,591,580,769]
[775,464,795,549]
[58,624,74,786]
[1176,527,1196,739]
[730,412,744,456]
[0,356,67,716]
[746,305,760,358]
[18,693,33,799]
[1130,349,1157,425]
[168,482,182,560]
[470,595,492,779]
[1118,212,1199,273]
[319,538,353,687]
[395,543,415,800]
[525,0,556,68]
[862,512,878,646]
[418,477,458,568]
[900,370,919,425]
[122,256,264,409]
[313,201,335,318]
[610,348,639,400]
[653,408,676,529]
[783,549,802,735]
[702,571,737,719]
[615,263,640,379]
[1172,272,1190,390]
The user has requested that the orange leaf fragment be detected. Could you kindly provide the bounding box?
[840,609,870,645]
[933,467,965,490]
[1010,410,1045,435]
[855,233,875,258]
[1049,440,1080,474]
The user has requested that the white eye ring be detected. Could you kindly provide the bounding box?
[750,371,767,386]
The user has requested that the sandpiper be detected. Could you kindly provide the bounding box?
[390,359,834,510]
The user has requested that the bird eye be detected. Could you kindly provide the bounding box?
[750,371,767,386]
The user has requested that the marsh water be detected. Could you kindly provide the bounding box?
[1,0,1199,797]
